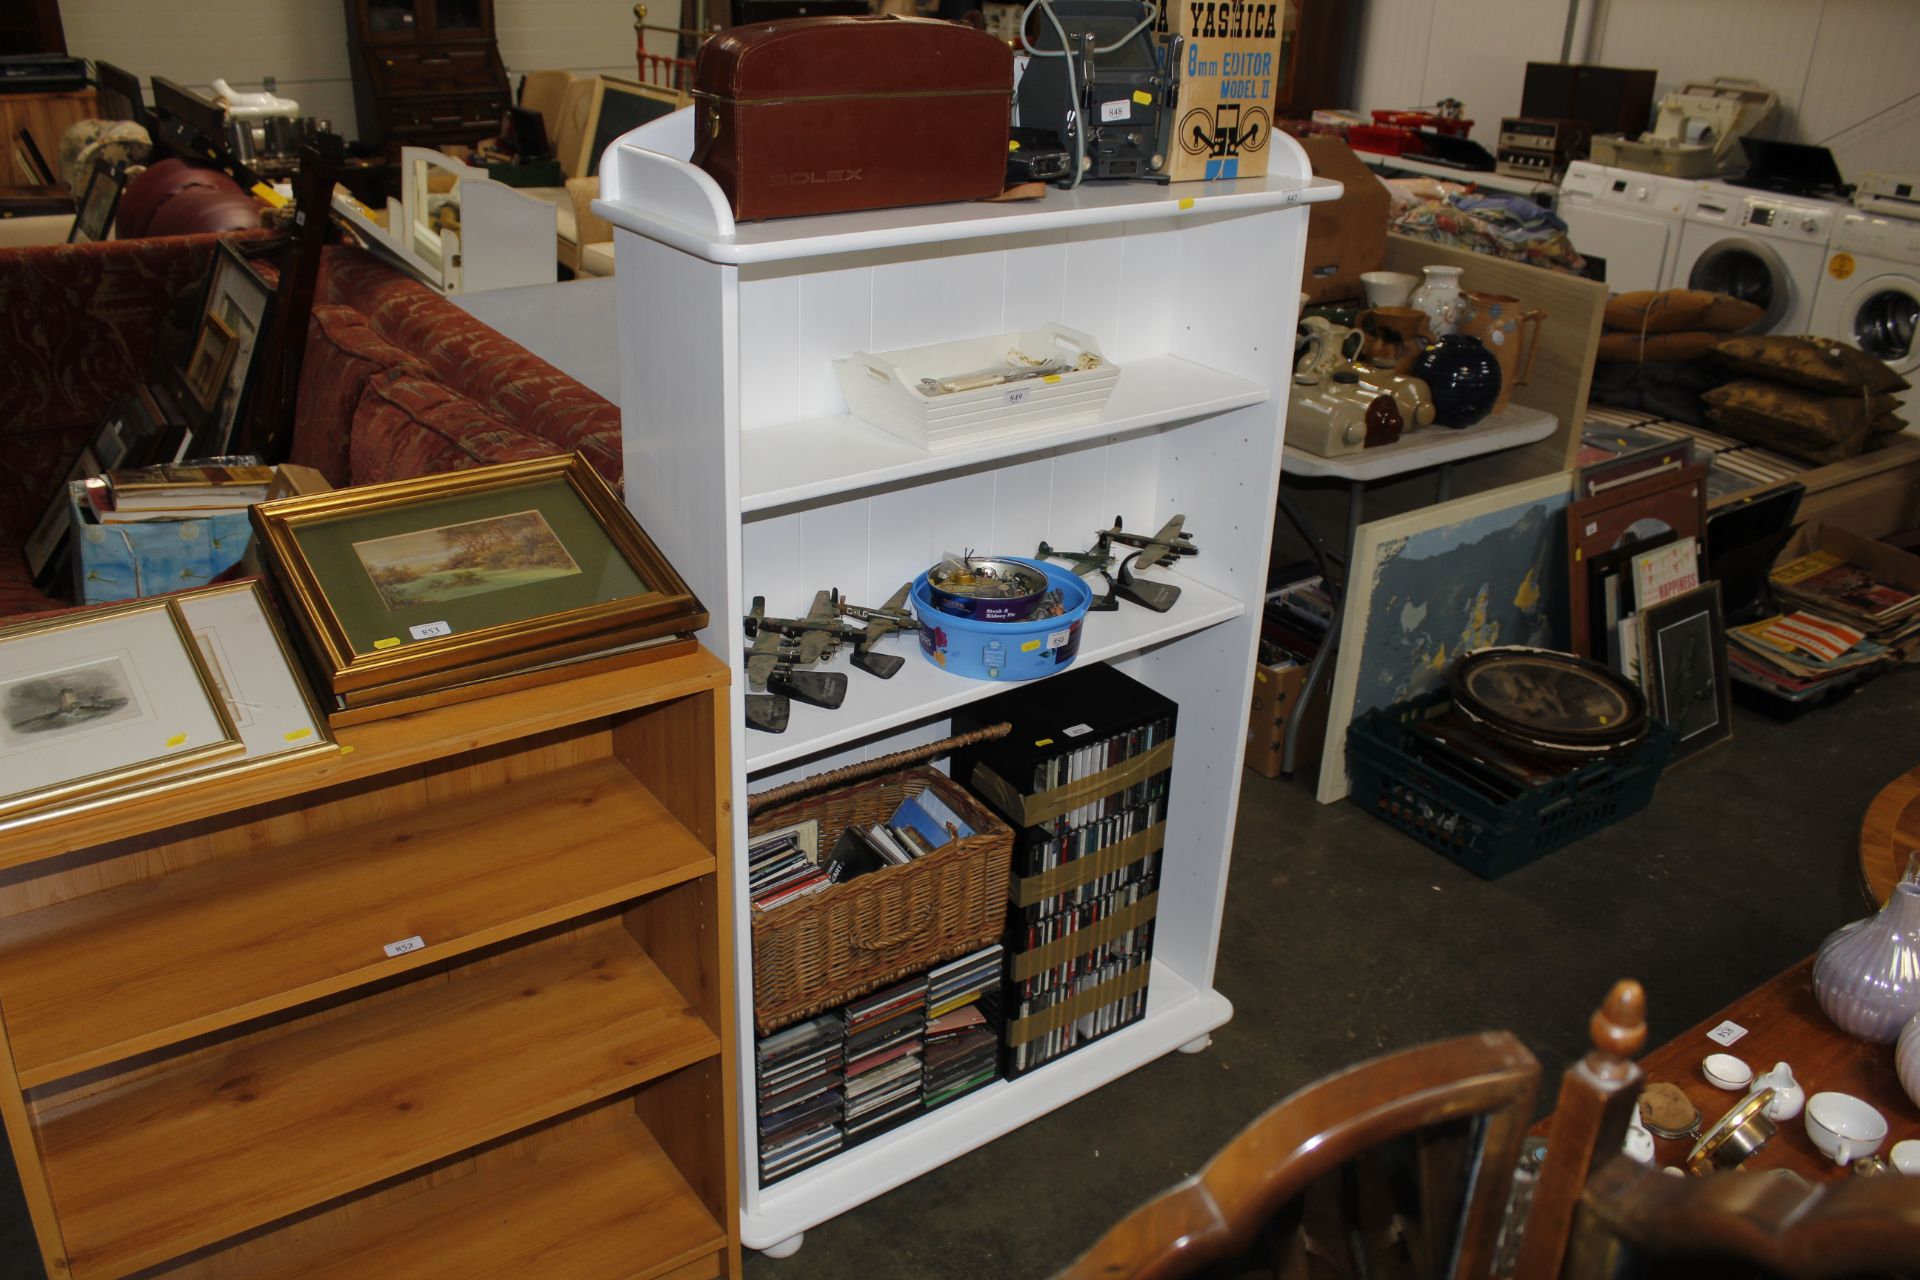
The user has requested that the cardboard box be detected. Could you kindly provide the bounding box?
[1166,2,1286,183]
[1243,659,1304,778]
[1298,136,1389,303]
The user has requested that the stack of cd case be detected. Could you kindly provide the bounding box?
[923,945,1002,1109]
[951,662,1175,1078]
[755,1014,844,1184]
[842,977,927,1144]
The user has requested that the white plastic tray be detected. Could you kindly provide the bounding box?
[833,324,1120,451]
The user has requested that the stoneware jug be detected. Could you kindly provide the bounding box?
[1357,306,1431,373]
[1410,334,1501,428]
[1408,265,1465,336]
[1456,290,1546,413]
[1812,849,1920,1043]
[1294,316,1366,383]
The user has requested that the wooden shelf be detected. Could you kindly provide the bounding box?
[37,927,719,1280]
[0,651,727,869]
[0,759,712,1088]
[166,1112,727,1280]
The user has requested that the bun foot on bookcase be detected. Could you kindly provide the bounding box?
[1179,1034,1213,1055]
[762,1233,806,1258]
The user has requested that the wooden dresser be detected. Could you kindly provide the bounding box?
[342,0,511,158]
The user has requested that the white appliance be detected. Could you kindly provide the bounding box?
[1671,182,1843,333]
[1558,160,1701,294]
[1854,172,1920,222]
[1812,212,1920,429]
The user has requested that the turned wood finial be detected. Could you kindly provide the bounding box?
[1589,979,1647,1062]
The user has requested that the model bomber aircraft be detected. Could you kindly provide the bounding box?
[740,585,919,732]
[1036,515,1199,613]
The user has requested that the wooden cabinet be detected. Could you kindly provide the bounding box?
[0,651,741,1279]
[343,0,510,156]
[0,90,97,183]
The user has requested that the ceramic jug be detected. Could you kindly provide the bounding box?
[1356,307,1431,373]
[1456,291,1547,413]
[1294,316,1365,383]
[1408,265,1464,336]
[1812,849,1920,1043]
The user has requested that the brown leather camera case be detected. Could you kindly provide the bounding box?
[692,16,1013,223]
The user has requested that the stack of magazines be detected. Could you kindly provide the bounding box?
[1730,535,1920,700]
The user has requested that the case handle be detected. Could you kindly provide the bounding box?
[747,721,1011,816]
[851,905,935,952]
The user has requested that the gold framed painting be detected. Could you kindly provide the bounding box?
[183,309,239,410]
[0,598,242,819]
[251,453,707,695]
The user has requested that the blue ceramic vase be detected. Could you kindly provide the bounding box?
[1411,334,1502,428]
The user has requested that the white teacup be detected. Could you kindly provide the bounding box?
[1360,271,1419,308]
[1891,1139,1920,1174]
[1804,1092,1888,1166]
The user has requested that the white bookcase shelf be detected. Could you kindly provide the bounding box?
[602,107,1339,1255]
[741,357,1269,512]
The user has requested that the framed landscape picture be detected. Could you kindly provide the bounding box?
[251,454,707,695]
[66,155,125,244]
[0,599,241,820]
[180,239,276,457]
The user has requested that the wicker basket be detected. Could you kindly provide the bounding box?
[747,729,1013,1035]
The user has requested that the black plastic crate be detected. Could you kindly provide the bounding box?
[1346,690,1675,879]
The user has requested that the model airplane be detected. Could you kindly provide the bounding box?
[1103,514,1197,569]
[835,583,918,678]
[1036,515,1200,613]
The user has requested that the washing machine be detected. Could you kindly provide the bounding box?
[1812,211,1920,428]
[1670,182,1843,333]
[1557,161,1700,294]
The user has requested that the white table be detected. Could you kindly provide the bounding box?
[1276,404,1559,772]
[1351,148,1560,205]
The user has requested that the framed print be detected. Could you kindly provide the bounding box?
[1639,582,1731,763]
[66,155,125,244]
[252,454,707,695]
[183,310,239,410]
[173,581,334,768]
[1316,472,1574,804]
[1566,463,1708,660]
[0,599,241,819]
[181,239,277,458]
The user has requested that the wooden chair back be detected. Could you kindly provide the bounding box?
[1057,1033,1541,1280]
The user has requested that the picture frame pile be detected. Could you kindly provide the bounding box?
[0,582,334,831]
[251,453,709,722]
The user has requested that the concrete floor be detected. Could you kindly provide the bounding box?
[1,670,1909,1279]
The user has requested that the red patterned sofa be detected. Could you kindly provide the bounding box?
[0,238,622,617]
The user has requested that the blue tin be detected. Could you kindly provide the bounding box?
[912,557,1092,681]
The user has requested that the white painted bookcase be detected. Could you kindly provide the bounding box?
[597,110,1339,1256]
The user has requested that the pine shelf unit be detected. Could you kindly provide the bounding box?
[0,651,742,1280]
[599,110,1339,1255]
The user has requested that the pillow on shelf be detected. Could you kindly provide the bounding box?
[1702,378,1901,465]
[1587,359,1729,426]
[1709,334,1911,396]
[1595,330,1721,364]
[1603,289,1765,335]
